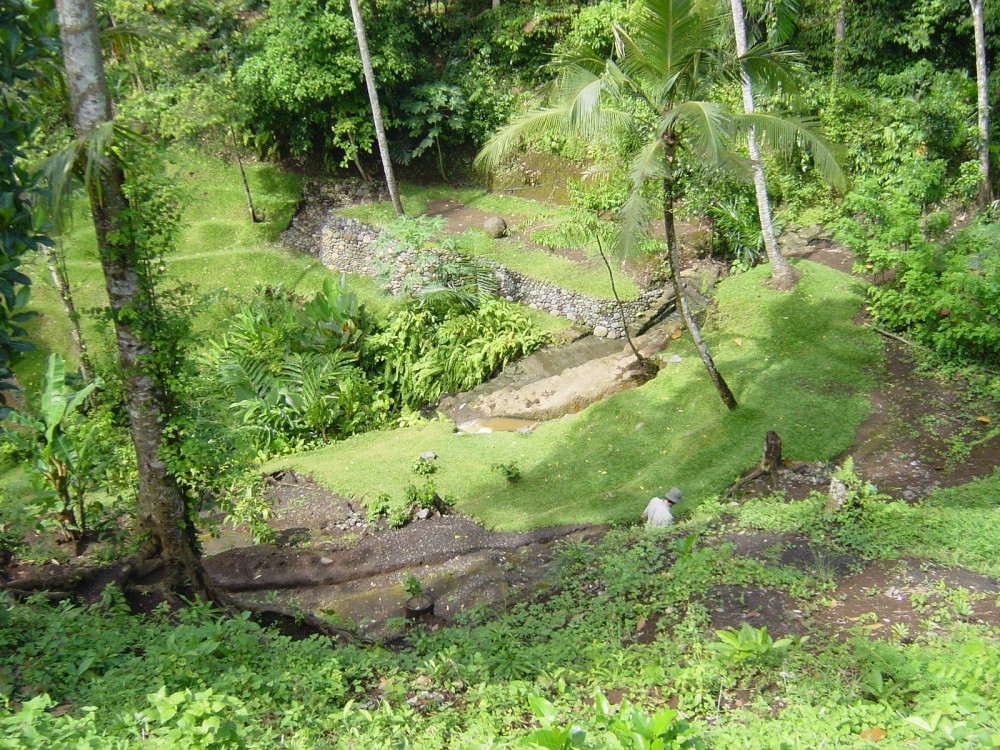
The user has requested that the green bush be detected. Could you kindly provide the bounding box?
[203,277,384,455]
[370,297,549,410]
[837,174,1000,366]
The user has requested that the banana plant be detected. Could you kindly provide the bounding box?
[3,353,98,538]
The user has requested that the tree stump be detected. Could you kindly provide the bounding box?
[762,431,782,473]
[724,430,784,498]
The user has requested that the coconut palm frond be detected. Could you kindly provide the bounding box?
[43,121,147,229]
[616,182,654,258]
[730,43,805,98]
[667,100,731,165]
[737,112,848,192]
[474,107,570,171]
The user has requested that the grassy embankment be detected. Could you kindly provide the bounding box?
[278,260,883,528]
[17,151,348,385]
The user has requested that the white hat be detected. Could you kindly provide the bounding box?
[665,487,683,505]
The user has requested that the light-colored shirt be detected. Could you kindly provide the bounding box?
[643,497,674,527]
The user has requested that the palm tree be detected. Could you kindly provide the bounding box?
[348,0,404,217]
[728,0,798,290]
[477,0,844,409]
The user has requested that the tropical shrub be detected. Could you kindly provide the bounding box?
[234,0,420,161]
[1,355,99,538]
[203,277,384,454]
[370,297,549,410]
[837,174,1000,366]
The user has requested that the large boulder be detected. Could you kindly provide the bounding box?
[483,215,508,238]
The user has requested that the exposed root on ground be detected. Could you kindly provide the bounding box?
[1,551,353,642]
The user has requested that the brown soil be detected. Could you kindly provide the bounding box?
[199,473,602,637]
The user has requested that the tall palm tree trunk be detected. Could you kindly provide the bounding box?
[730,0,798,290]
[663,141,737,410]
[348,0,404,217]
[970,0,992,205]
[55,0,216,599]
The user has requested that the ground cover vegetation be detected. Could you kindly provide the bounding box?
[2,470,1000,748]
[1,0,998,746]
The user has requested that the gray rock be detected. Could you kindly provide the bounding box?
[593,325,609,338]
[420,451,437,460]
[483,215,508,238]
[825,477,848,514]
[416,508,432,520]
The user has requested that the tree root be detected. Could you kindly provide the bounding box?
[2,554,353,642]
[3,567,98,592]
[236,599,355,641]
[6,589,74,603]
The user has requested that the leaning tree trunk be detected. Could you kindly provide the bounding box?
[42,242,92,382]
[595,234,644,364]
[54,0,216,599]
[730,0,798,290]
[230,126,260,223]
[970,0,992,205]
[348,0,404,217]
[663,139,737,410]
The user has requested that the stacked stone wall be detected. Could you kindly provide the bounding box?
[281,181,671,338]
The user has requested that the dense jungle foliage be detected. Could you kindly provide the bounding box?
[1,0,998,747]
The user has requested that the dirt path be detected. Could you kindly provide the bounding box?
[201,473,602,637]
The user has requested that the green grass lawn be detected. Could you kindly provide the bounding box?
[15,152,389,386]
[14,154,583,386]
[276,260,881,529]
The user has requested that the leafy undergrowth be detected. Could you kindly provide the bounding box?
[277,261,881,529]
[3,472,1000,749]
[731,469,1000,577]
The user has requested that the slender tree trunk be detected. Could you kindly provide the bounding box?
[970,0,992,205]
[832,0,846,90]
[347,0,404,217]
[55,0,215,599]
[730,0,799,290]
[42,242,92,382]
[346,131,373,181]
[595,234,643,364]
[662,140,737,410]
[230,126,260,223]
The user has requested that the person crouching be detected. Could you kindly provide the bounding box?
[642,487,682,527]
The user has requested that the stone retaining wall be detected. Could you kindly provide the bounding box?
[282,181,672,339]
